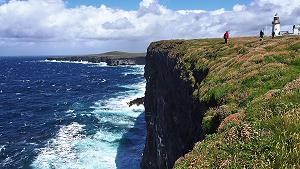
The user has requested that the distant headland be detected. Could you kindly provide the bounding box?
[47,51,146,66]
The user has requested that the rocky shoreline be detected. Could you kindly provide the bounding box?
[47,51,146,66]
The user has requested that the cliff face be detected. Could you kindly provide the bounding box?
[141,41,209,169]
[142,37,300,169]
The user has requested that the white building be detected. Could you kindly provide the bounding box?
[272,13,281,36]
[293,25,300,35]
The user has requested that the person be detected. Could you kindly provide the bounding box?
[224,31,229,44]
[272,31,275,38]
[260,30,264,41]
[293,25,296,34]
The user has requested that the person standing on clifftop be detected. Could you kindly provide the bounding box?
[272,31,275,38]
[224,31,229,44]
[260,30,264,41]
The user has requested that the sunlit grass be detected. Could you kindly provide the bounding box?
[161,36,300,168]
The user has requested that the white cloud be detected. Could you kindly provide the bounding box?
[0,0,300,55]
[102,18,135,30]
[233,4,246,12]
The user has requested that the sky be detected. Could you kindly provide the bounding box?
[0,0,300,56]
[66,0,252,11]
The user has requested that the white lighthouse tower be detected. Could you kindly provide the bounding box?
[272,13,281,36]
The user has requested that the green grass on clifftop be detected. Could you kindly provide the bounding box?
[164,36,300,168]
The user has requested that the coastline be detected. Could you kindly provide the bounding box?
[46,51,146,66]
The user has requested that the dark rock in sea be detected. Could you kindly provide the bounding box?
[128,97,144,107]
[47,51,146,66]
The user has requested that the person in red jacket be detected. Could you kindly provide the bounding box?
[224,31,229,44]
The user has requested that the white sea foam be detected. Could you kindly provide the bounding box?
[123,65,145,76]
[92,81,145,118]
[42,60,108,67]
[88,63,109,68]
[1,156,13,168]
[31,65,145,169]
[66,109,75,113]
[0,145,6,152]
[31,122,85,169]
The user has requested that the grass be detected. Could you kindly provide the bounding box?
[155,36,300,168]
[289,42,300,51]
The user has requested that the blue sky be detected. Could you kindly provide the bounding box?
[67,0,252,10]
[0,0,299,56]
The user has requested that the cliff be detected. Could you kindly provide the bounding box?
[47,51,146,66]
[142,37,300,168]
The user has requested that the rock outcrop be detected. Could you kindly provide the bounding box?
[128,97,144,107]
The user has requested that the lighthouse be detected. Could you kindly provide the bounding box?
[272,13,281,36]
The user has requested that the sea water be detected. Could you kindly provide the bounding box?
[0,57,146,169]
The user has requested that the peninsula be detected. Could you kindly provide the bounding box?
[47,51,146,66]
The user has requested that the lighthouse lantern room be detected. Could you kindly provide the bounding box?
[272,13,281,36]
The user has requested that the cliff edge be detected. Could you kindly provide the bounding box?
[142,37,300,168]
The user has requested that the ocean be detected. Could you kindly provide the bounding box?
[0,57,146,169]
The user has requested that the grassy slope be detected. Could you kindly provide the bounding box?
[90,51,146,59]
[166,36,300,168]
